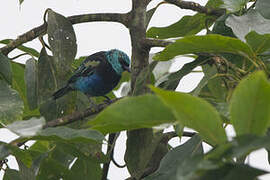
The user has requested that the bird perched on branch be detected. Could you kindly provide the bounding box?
[52,49,131,102]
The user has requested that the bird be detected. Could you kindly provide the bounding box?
[52,49,131,102]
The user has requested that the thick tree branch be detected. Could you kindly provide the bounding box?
[130,0,150,93]
[165,0,225,16]
[0,13,130,56]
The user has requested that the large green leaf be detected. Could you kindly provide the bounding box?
[154,34,254,61]
[88,94,176,134]
[0,80,24,124]
[230,71,270,136]
[256,0,270,19]
[151,87,227,145]
[35,127,104,143]
[25,58,38,110]
[41,9,78,121]
[221,0,249,12]
[0,53,12,84]
[225,9,270,41]
[146,0,223,39]
[37,48,57,105]
[147,14,207,39]
[37,48,75,121]
[47,9,77,72]
[245,31,270,55]
[144,135,203,180]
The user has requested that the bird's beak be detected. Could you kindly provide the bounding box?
[123,65,131,72]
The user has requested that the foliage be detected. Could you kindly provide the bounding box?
[1,0,270,179]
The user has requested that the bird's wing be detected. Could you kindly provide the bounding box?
[68,51,106,83]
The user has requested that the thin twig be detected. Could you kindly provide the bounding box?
[10,53,29,60]
[165,0,225,16]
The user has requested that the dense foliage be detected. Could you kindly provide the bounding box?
[1,0,270,179]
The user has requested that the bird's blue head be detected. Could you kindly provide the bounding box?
[105,49,131,75]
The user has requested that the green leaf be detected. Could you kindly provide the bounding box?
[37,48,75,121]
[154,34,254,61]
[212,14,235,37]
[0,142,33,168]
[25,58,38,110]
[151,87,227,145]
[144,135,203,180]
[19,0,24,5]
[6,117,45,136]
[66,155,102,180]
[0,39,39,57]
[146,0,223,39]
[256,0,270,19]
[44,10,78,121]
[11,61,39,118]
[88,94,176,134]
[0,53,12,84]
[47,9,77,71]
[0,80,24,124]
[200,163,267,180]
[245,31,270,55]
[230,71,270,136]
[221,0,249,12]
[37,48,57,104]
[225,9,270,41]
[37,158,70,180]
[11,148,33,168]
[206,134,270,160]
[147,14,207,39]
[34,127,104,143]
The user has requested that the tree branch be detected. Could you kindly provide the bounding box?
[144,38,174,48]
[102,133,117,180]
[0,12,130,56]
[165,0,225,16]
[43,99,118,129]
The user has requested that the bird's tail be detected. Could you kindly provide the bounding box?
[52,85,72,100]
